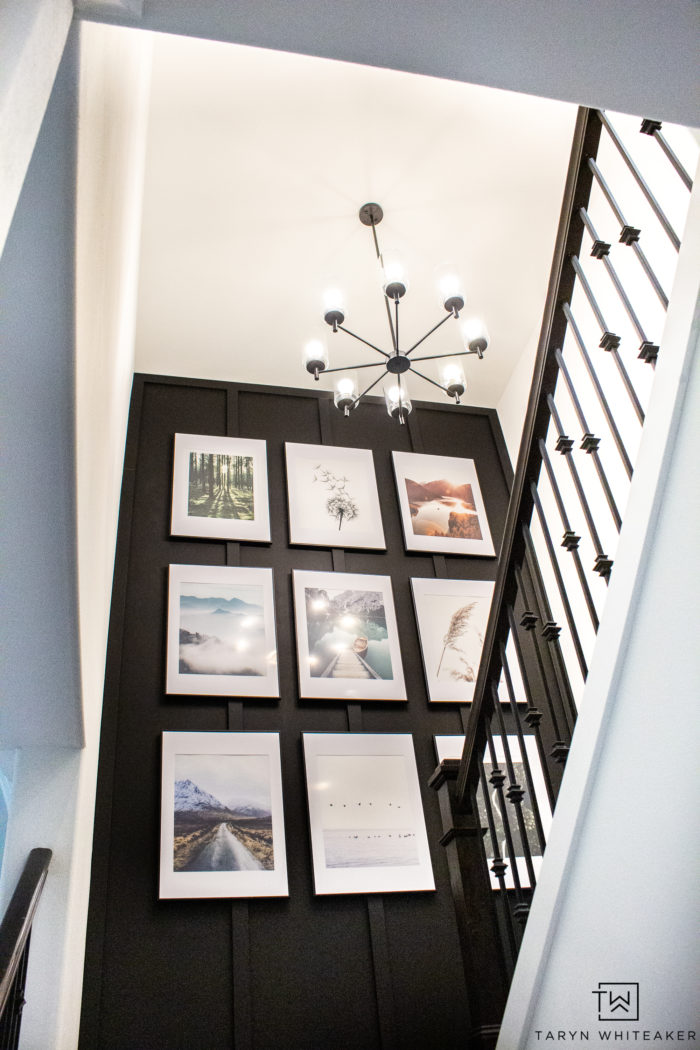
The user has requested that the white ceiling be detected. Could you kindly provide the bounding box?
[133,31,577,408]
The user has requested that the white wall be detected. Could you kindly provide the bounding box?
[498,159,700,1046]
[46,22,153,1050]
[0,19,151,1050]
[1,4,698,1049]
[496,321,540,464]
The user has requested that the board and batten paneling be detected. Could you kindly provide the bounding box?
[80,375,512,1050]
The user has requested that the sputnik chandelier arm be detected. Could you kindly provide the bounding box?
[303,202,489,423]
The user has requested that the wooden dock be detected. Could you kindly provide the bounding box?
[320,649,381,679]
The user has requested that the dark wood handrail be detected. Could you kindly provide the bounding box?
[0,848,52,1017]
[456,106,602,805]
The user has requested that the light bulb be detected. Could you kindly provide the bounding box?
[436,268,465,315]
[381,250,408,300]
[323,287,345,330]
[334,377,357,417]
[323,288,344,312]
[336,377,355,397]
[384,385,412,424]
[462,317,489,356]
[441,363,466,402]
[303,339,328,379]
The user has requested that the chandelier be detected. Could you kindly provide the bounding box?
[303,202,489,423]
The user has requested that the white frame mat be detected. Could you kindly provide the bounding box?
[160,731,288,899]
[166,564,279,698]
[171,432,270,542]
[303,733,435,895]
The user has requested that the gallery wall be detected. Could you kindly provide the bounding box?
[80,373,514,1050]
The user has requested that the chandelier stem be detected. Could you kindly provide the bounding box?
[408,365,452,396]
[369,217,382,261]
[336,324,390,358]
[383,296,398,353]
[395,298,400,353]
[322,361,386,375]
[356,370,388,403]
[410,348,478,364]
[405,310,455,355]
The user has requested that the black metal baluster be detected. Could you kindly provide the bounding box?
[521,523,579,728]
[514,555,577,736]
[531,480,596,662]
[505,589,568,753]
[500,636,556,811]
[539,432,613,583]
[484,720,524,905]
[491,697,538,895]
[588,157,669,308]
[570,254,620,351]
[640,118,693,191]
[566,269,646,419]
[598,110,681,250]
[498,635,551,842]
[561,304,635,474]
[579,208,659,365]
[554,351,622,537]
[477,755,518,969]
[505,603,570,767]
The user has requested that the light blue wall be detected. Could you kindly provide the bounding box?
[76,0,700,127]
[0,25,83,749]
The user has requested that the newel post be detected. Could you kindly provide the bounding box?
[429,759,509,1050]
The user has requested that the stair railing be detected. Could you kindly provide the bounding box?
[430,105,694,1048]
[0,849,52,1050]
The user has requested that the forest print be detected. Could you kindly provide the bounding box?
[188,452,254,521]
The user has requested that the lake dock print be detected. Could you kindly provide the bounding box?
[293,571,406,701]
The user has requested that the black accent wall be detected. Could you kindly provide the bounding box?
[80,374,512,1050]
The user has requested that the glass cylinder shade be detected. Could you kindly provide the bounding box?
[323,288,345,313]
[462,317,489,355]
[303,339,329,378]
[441,363,466,401]
[323,287,345,329]
[385,384,412,423]
[435,265,465,314]
[334,376,357,416]
[380,250,408,299]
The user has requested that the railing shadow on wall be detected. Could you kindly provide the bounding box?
[430,105,694,1048]
[0,849,52,1050]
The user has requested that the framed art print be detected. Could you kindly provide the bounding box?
[166,564,278,697]
[433,734,551,889]
[302,733,435,895]
[411,577,495,702]
[171,433,270,542]
[292,570,406,701]
[392,450,495,556]
[159,731,288,898]
[285,442,385,549]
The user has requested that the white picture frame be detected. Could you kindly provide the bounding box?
[166,564,279,697]
[292,570,406,701]
[171,433,270,542]
[285,441,386,550]
[303,733,435,895]
[392,450,495,556]
[433,734,552,889]
[411,577,495,702]
[159,731,288,899]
